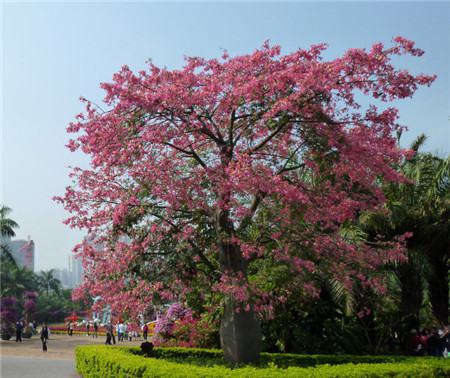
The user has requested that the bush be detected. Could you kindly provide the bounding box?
[76,345,450,377]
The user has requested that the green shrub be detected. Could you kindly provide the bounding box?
[76,345,450,377]
[131,346,420,367]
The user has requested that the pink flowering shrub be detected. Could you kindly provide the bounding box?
[153,303,192,342]
[171,314,219,348]
[153,303,219,348]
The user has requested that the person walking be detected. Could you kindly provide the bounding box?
[105,322,115,344]
[93,320,98,338]
[40,324,49,352]
[15,320,23,343]
[109,322,116,344]
[86,321,90,336]
[118,322,125,342]
[69,322,74,336]
[105,327,112,345]
[142,324,149,340]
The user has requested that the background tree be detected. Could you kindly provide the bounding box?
[0,205,19,266]
[57,37,434,364]
[0,205,19,238]
[38,269,62,296]
[361,134,450,328]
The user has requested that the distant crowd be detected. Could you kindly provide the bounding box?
[65,320,151,345]
[103,321,150,345]
[409,327,450,357]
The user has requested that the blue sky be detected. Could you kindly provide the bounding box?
[2,2,449,270]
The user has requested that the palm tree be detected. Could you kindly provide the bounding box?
[361,134,450,326]
[0,205,19,238]
[38,269,62,296]
[1,262,37,298]
[0,206,19,269]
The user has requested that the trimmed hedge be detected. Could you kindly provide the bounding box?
[144,347,415,367]
[76,345,450,377]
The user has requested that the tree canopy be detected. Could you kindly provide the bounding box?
[56,38,435,363]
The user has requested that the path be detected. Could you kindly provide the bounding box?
[1,356,78,378]
[0,333,143,377]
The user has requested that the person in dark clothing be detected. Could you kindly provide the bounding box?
[428,328,441,356]
[93,321,98,338]
[143,324,148,340]
[106,322,116,344]
[105,332,112,345]
[15,320,23,342]
[40,324,49,352]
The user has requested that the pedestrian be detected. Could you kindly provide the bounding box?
[125,323,133,341]
[428,328,441,356]
[32,320,37,335]
[118,322,124,342]
[105,322,115,344]
[116,322,121,341]
[40,324,49,352]
[93,320,98,338]
[69,322,74,336]
[123,322,128,341]
[86,321,90,336]
[109,322,116,344]
[15,320,23,342]
[105,328,112,345]
[142,324,149,340]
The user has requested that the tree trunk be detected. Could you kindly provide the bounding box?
[218,237,261,365]
[220,296,261,365]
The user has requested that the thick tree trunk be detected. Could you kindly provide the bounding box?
[217,237,261,365]
[220,296,261,365]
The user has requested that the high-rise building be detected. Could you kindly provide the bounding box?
[69,255,84,287]
[2,236,35,271]
[53,268,72,288]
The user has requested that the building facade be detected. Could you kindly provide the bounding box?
[1,236,35,271]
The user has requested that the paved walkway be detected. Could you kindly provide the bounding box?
[0,333,143,377]
[1,356,79,378]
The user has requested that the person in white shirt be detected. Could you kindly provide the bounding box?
[118,322,124,341]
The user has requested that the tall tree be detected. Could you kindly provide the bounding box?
[38,269,62,296]
[57,38,434,363]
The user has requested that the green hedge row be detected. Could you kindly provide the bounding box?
[76,346,450,377]
[144,346,416,367]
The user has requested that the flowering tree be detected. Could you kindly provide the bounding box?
[56,38,434,363]
[0,297,18,339]
[24,291,37,326]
